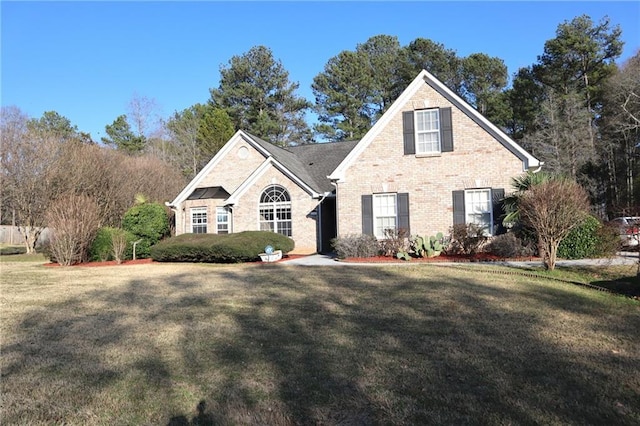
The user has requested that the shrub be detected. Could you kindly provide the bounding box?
[90,227,114,261]
[45,194,101,265]
[558,215,620,259]
[111,228,129,264]
[380,228,409,257]
[122,202,170,258]
[0,246,27,255]
[150,231,295,263]
[447,223,488,255]
[331,234,379,259]
[486,232,535,258]
[89,227,138,261]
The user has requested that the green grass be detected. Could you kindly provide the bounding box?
[1,259,639,425]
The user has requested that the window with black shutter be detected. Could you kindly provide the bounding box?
[403,107,454,155]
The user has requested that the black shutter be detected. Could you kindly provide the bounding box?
[362,195,373,236]
[491,188,506,235]
[403,111,415,155]
[397,193,410,235]
[452,190,465,225]
[440,107,453,152]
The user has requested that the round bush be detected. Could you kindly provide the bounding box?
[558,215,604,259]
[122,202,170,258]
[150,231,295,263]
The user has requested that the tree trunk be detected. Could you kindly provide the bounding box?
[544,241,559,271]
[19,226,42,254]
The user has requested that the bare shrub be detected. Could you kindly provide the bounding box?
[111,228,128,264]
[447,223,488,255]
[519,179,590,270]
[486,232,535,258]
[45,194,101,265]
[331,234,380,259]
[380,228,409,257]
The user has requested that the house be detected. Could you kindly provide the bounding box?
[167,70,541,254]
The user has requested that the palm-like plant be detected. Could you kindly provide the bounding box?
[502,171,555,226]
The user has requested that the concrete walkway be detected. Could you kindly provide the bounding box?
[280,252,640,267]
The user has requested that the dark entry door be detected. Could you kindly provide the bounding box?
[319,197,337,253]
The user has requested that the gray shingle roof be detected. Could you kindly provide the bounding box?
[244,132,358,194]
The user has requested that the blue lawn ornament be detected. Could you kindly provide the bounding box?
[264,245,274,254]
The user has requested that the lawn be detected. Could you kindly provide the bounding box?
[1,259,639,425]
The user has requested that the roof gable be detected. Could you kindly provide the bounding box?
[328,69,541,181]
[169,130,358,207]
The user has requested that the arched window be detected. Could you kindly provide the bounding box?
[259,185,292,237]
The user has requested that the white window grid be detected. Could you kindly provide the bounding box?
[373,193,397,239]
[216,207,229,234]
[259,186,292,237]
[465,189,492,234]
[416,109,441,154]
[191,207,207,234]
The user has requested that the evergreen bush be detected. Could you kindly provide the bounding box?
[150,231,295,263]
[122,202,170,258]
[89,227,138,261]
[558,215,619,259]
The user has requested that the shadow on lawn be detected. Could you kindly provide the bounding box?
[1,264,639,424]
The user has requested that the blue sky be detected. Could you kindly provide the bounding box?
[2,1,639,141]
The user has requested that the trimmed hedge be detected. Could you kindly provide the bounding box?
[0,245,27,255]
[150,231,295,263]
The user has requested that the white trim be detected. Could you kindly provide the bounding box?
[168,130,270,207]
[373,193,397,239]
[216,206,230,234]
[415,108,441,154]
[190,206,208,234]
[464,188,493,235]
[328,69,541,181]
[224,157,320,206]
[258,185,293,237]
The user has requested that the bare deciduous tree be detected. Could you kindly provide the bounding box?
[1,124,61,253]
[519,179,590,270]
[127,93,162,139]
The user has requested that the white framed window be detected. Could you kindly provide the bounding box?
[373,193,397,239]
[259,185,292,237]
[216,207,230,234]
[191,207,207,234]
[465,189,492,234]
[415,109,441,154]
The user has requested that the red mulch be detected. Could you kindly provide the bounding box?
[42,253,539,267]
[343,253,540,263]
[43,255,309,268]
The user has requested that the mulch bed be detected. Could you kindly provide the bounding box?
[43,255,308,268]
[342,253,541,263]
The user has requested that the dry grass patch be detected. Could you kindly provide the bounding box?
[1,260,639,425]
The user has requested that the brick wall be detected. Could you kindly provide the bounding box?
[337,83,525,238]
[232,168,319,254]
[175,139,319,254]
